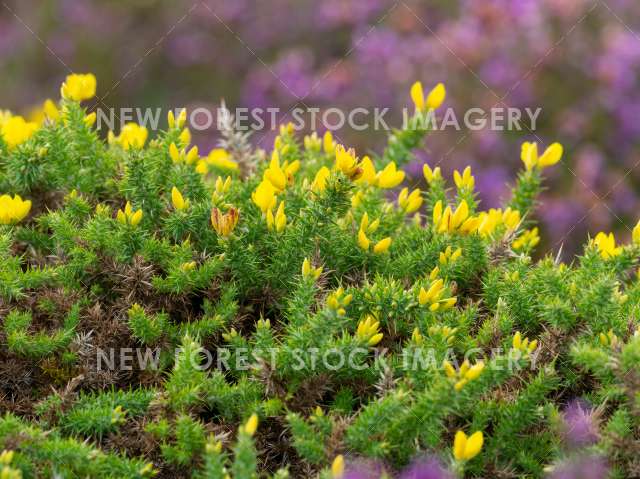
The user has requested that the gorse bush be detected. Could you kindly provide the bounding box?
[1,74,640,479]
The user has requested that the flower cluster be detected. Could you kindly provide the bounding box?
[2,75,640,479]
[443,359,485,391]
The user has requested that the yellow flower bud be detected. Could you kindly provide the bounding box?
[243,413,259,436]
[171,186,189,211]
[331,455,345,478]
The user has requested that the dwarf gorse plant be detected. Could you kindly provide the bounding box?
[0,74,640,478]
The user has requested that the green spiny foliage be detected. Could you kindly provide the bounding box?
[1,77,640,478]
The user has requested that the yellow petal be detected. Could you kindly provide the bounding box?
[537,142,563,169]
[464,431,484,460]
[323,131,335,154]
[244,413,259,436]
[433,200,443,226]
[521,142,538,171]
[130,209,143,226]
[358,229,370,251]
[373,237,392,254]
[410,81,425,111]
[513,332,522,350]
[453,430,467,461]
[171,186,187,211]
[633,220,640,244]
[451,200,469,229]
[426,83,446,110]
[465,362,484,381]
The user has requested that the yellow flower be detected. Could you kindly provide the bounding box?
[111,123,148,150]
[512,227,540,251]
[357,156,377,185]
[423,163,442,184]
[373,237,392,254]
[179,128,191,146]
[302,258,323,280]
[284,159,300,183]
[185,146,198,164]
[593,231,622,259]
[538,142,564,168]
[171,186,189,211]
[439,246,462,265]
[0,194,32,225]
[335,145,363,180]
[326,287,352,314]
[168,109,187,129]
[520,141,563,171]
[169,143,181,163]
[376,162,405,189]
[84,112,96,127]
[0,449,14,465]
[449,201,471,231]
[264,151,288,191]
[28,99,60,125]
[116,201,143,227]
[1,116,38,149]
[433,200,470,234]
[356,315,383,346]
[243,413,259,436]
[266,201,286,233]
[453,166,475,190]
[60,73,97,101]
[599,329,619,348]
[207,148,238,171]
[429,266,440,280]
[357,228,370,251]
[331,455,345,479]
[411,81,446,111]
[512,331,538,355]
[351,191,364,208]
[212,176,232,203]
[312,166,331,193]
[274,201,287,232]
[43,99,60,122]
[279,122,295,136]
[211,207,239,237]
[476,207,520,238]
[419,280,441,306]
[139,462,157,477]
[196,160,208,175]
[476,209,500,237]
[444,360,485,391]
[357,213,380,236]
[181,261,196,271]
[428,325,457,344]
[252,180,277,214]
[170,144,199,165]
[453,430,484,461]
[304,132,322,151]
[323,131,336,154]
[398,187,423,214]
[502,208,521,231]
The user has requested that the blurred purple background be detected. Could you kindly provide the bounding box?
[1,0,639,256]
